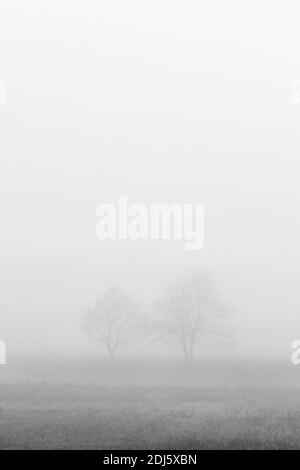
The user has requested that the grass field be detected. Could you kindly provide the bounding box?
[1,358,300,449]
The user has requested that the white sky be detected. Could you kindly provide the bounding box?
[0,0,300,357]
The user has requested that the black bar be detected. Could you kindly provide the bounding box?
[0,449,293,467]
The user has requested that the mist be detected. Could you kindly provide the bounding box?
[1,1,300,359]
[2,0,300,452]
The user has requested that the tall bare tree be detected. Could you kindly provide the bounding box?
[154,272,231,362]
[83,286,141,359]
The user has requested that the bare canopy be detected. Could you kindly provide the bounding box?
[154,272,231,362]
[82,286,141,359]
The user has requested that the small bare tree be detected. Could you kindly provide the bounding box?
[83,286,141,359]
[154,272,231,362]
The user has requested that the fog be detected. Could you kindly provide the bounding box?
[0,0,300,359]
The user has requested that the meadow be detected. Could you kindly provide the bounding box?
[1,358,300,449]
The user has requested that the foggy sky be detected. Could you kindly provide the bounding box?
[0,0,300,358]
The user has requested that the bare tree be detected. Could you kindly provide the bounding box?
[154,272,231,363]
[82,286,141,359]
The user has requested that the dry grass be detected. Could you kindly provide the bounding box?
[1,383,300,449]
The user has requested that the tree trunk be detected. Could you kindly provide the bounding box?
[182,341,189,363]
[181,339,195,364]
[108,348,115,360]
[189,340,195,363]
